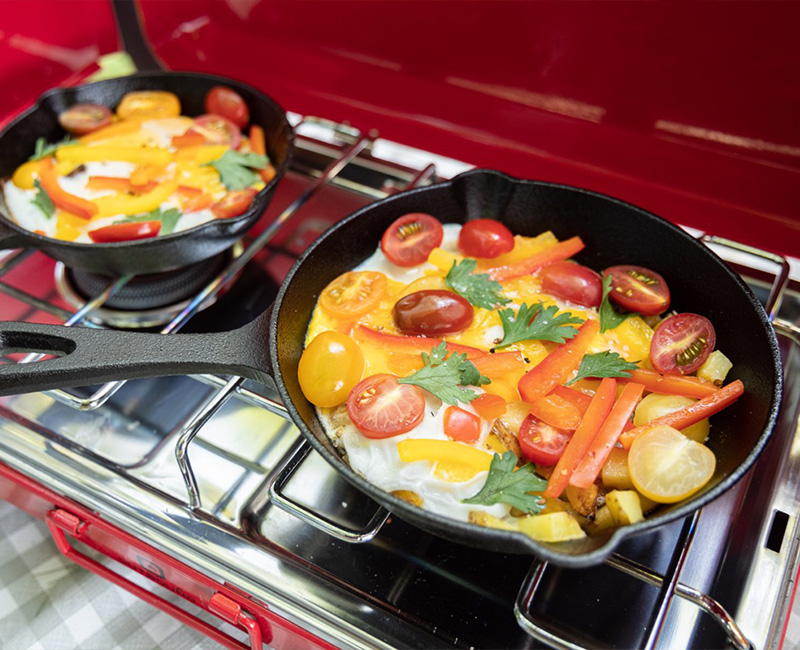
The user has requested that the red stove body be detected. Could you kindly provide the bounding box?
[0,2,799,650]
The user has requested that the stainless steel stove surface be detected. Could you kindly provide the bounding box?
[0,117,796,650]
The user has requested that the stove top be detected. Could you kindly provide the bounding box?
[0,116,796,649]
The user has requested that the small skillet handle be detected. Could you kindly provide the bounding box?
[0,217,36,251]
[0,310,276,397]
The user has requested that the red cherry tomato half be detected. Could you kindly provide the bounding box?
[211,188,258,219]
[88,220,161,243]
[603,265,670,316]
[538,261,603,308]
[204,86,250,129]
[191,114,242,149]
[650,313,716,375]
[443,405,481,443]
[518,415,572,466]
[381,213,444,267]
[346,374,426,438]
[458,219,514,259]
[392,289,474,335]
[58,103,112,135]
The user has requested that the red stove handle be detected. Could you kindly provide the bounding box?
[46,508,263,650]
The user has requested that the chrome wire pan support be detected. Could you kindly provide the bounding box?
[0,113,791,650]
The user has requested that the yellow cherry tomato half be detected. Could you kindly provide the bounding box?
[298,331,365,407]
[633,393,710,444]
[319,271,387,320]
[116,91,181,120]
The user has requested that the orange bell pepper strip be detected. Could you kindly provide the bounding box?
[176,185,213,212]
[38,158,98,220]
[488,236,585,281]
[620,369,718,399]
[529,393,583,430]
[569,382,645,488]
[79,118,142,144]
[470,351,525,377]
[171,132,206,148]
[517,318,600,403]
[249,125,276,183]
[550,385,592,415]
[619,379,744,449]
[471,393,507,420]
[544,377,617,499]
[352,324,485,359]
[86,176,158,194]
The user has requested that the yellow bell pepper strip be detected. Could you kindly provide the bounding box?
[11,160,41,189]
[56,145,172,167]
[90,180,178,218]
[249,125,277,183]
[570,382,645,488]
[427,247,465,273]
[38,158,98,220]
[397,439,493,481]
[78,118,142,144]
[619,379,744,450]
[173,145,229,165]
[544,377,617,499]
[488,236,585,282]
[517,318,600,404]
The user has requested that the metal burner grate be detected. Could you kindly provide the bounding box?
[0,114,795,650]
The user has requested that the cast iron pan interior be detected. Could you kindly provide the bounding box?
[272,169,782,567]
[0,71,293,275]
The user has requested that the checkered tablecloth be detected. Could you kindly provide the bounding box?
[0,500,224,650]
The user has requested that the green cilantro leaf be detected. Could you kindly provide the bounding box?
[202,150,268,191]
[462,452,546,514]
[398,342,490,405]
[445,259,511,310]
[31,179,54,218]
[599,273,632,332]
[496,302,582,349]
[566,351,638,385]
[28,136,78,161]
[114,207,181,235]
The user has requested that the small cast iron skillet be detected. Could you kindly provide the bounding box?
[0,71,293,275]
[0,169,782,567]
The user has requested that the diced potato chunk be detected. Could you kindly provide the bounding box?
[565,483,600,517]
[518,511,587,542]
[601,447,634,490]
[605,490,644,525]
[468,511,518,531]
[590,505,616,533]
[697,350,733,386]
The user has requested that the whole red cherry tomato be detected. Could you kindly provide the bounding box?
[518,415,571,466]
[650,313,716,375]
[604,265,670,316]
[392,290,474,335]
[381,213,443,267]
[205,86,250,129]
[458,219,514,258]
[346,374,425,438]
[539,261,603,308]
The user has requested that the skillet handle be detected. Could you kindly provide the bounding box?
[0,217,37,251]
[0,310,276,397]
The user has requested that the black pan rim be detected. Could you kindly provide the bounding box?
[270,167,783,567]
[0,70,295,249]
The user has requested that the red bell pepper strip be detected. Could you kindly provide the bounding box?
[488,236,585,281]
[88,220,161,243]
[353,324,486,359]
[619,379,744,449]
[529,393,583,430]
[569,382,645,488]
[620,368,719,399]
[518,318,600,403]
[544,377,617,499]
[39,158,98,220]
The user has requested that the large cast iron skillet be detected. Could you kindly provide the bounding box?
[0,71,293,275]
[0,169,782,567]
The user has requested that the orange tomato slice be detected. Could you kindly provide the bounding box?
[319,272,388,320]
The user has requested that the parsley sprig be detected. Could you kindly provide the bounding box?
[445,259,511,310]
[462,452,546,514]
[115,207,181,235]
[203,150,268,191]
[31,179,54,218]
[496,302,583,349]
[28,136,78,162]
[397,342,490,405]
[599,274,632,332]
[567,351,638,385]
